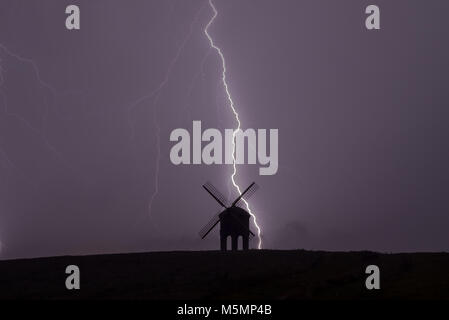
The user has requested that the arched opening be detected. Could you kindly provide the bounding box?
[226,236,232,251]
[238,235,243,250]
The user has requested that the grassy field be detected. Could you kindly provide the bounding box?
[0,250,448,300]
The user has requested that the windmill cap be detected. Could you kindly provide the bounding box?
[220,206,250,217]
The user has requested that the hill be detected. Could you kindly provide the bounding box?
[0,250,448,299]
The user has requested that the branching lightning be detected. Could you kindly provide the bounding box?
[0,44,56,133]
[181,48,212,119]
[128,3,206,218]
[204,0,262,249]
[0,44,78,177]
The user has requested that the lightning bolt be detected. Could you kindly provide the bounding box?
[0,44,55,133]
[204,0,262,249]
[181,49,212,119]
[128,3,206,218]
[0,44,79,177]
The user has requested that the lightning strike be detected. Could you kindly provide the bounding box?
[204,0,262,249]
[0,44,56,130]
[128,4,205,218]
[181,49,212,118]
[0,45,79,177]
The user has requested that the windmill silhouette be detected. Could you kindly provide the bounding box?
[199,181,258,251]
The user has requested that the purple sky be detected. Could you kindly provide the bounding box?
[1,0,449,259]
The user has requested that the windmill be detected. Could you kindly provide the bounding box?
[199,181,258,251]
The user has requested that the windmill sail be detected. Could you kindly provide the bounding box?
[231,182,258,207]
[199,211,221,239]
[233,183,259,208]
[203,181,228,208]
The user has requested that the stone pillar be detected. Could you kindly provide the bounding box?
[220,235,227,251]
[242,235,249,250]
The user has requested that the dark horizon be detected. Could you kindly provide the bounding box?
[1,0,449,260]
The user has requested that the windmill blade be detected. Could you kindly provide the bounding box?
[236,201,251,211]
[203,181,228,208]
[231,182,259,207]
[234,183,259,208]
[199,219,220,239]
[199,211,221,239]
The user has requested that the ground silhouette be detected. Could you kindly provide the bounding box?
[0,250,448,299]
